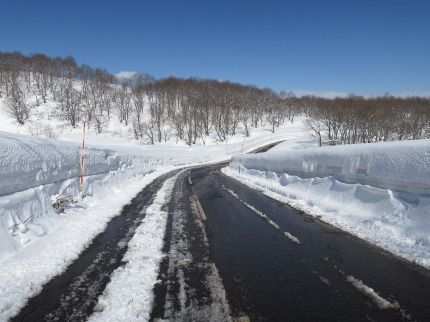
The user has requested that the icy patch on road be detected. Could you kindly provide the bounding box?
[346,275,400,310]
[284,232,301,245]
[88,172,181,321]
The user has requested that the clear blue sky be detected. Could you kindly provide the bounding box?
[1,0,429,96]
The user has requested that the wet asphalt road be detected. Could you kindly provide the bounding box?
[189,163,430,321]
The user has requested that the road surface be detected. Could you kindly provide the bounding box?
[181,163,430,321]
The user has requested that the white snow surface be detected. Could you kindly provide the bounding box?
[225,138,430,270]
[236,139,430,195]
[0,131,121,196]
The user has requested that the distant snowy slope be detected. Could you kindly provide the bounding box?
[0,131,120,196]
[232,139,430,195]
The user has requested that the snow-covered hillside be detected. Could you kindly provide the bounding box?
[225,139,430,270]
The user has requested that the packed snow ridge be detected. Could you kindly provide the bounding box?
[0,131,121,196]
[225,138,430,270]
[231,139,430,195]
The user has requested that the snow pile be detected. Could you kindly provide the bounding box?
[232,139,430,195]
[0,131,121,196]
[0,131,132,261]
[225,139,430,269]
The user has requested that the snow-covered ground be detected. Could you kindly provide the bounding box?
[225,138,430,270]
[0,110,307,320]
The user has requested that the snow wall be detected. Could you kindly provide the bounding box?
[231,139,430,196]
[0,131,120,196]
[0,131,149,261]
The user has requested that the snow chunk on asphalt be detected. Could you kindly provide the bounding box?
[284,232,301,245]
[346,275,400,310]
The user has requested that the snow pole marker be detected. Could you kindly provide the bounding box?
[239,134,246,174]
[79,122,86,194]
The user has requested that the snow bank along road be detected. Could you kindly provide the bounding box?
[11,160,430,321]
[0,131,121,196]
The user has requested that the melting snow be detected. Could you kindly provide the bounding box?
[346,275,400,310]
[284,232,301,245]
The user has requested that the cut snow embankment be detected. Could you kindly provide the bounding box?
[225,139,430,270]
[236,139,430,196]
[0,131,193,263]
[0,131,120,196]
[0,131,127,262]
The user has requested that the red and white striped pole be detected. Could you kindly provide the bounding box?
[79,122,86,194]
[239,134,246,174]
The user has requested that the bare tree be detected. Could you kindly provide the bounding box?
[3,76,32,125]
[304,118,323,146]
[57,80,82,127]
[116,83,132,125]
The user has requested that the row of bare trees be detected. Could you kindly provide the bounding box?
[303,95,430,146]
[2,51,429,147]
[131,77,298,145]
[0,51,118,128]
[0,51,298,144]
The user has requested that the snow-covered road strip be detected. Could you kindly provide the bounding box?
[0,166,179,321]
[88,171,182,321]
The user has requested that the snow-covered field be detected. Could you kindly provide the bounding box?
[225,138,430,270]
